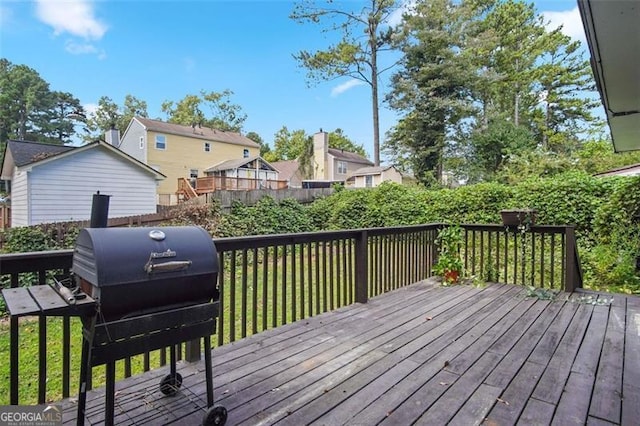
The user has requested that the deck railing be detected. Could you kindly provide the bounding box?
[0,223,581,405]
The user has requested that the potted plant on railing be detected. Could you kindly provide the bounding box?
[500,208,537,231]
[434,225,464,284]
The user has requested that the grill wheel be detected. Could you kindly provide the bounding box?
[203,406,227,426]
[159,373,183,396]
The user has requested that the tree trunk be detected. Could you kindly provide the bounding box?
[514,86,520,127]
[514,58,520,127]
[370,30,381,166]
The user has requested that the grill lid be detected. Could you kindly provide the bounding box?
[72,226,218,287]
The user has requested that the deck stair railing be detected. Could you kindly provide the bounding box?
[176,177,198,201]
[0,223,581,405]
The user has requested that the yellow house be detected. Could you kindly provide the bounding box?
[119,117,260,204]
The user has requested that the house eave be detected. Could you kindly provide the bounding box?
[578,0,640,152]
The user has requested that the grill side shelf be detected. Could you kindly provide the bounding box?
[1,286,96,317]
[1,288,41,317]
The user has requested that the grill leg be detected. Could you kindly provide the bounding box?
[76,317,96,426]
[105,362,116,426]
[76,336,91,426]
[170,344,177,377]
[204,336,213,408]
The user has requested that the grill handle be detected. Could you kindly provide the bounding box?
[144,260,192,274]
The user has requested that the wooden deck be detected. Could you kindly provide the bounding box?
[61,279,640,425]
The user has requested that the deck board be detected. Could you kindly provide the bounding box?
[622,297,640,424]
[58,279,639,425]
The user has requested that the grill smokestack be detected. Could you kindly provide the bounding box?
[90,191,110,228]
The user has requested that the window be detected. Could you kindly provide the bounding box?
[155,134,166,150]
[337,161,347,175]
[243,148,249,158]
[204,142,211,152]
[189,169,198,179]
[139,136,144,149]
[365,175,373,188]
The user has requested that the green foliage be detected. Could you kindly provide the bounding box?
[2,173,639,295]
[581,245,640,294]
[161,89,246,132]
[433,226,464,283]
[0,59,83,147]
[421,182,513,224]
[576,140,640,174]
[84,94,147,143]
[386,0,602,184]
[328,129,367,158]
[581,176,640,294]
[2,226,56,253]
[165,201,223,236]
[245,131,271,157]
[465,118,536,182]
[269,126,311,162]
[219,197,313,237]
[511,171,611,238]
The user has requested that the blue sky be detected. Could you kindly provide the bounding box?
[1,0,589,160]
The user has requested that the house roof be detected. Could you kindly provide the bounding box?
[328,148,374,166]
[1,139,165,181]
[347,165,396,178]
[270,160,301,181]
[205,156,276,173]
[1,140,75,180]
[133,117,260,148]
[7,140,74,167]
[578,0,640,152]
[593,162,640,177]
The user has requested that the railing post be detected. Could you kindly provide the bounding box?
[564,225,577,293]
[10,315,18,404]
[185,338,202,363]
[355,230,368,303]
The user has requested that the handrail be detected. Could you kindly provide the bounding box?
[0,222,581,405]
[177,177,198,200]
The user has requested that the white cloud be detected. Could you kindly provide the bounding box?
[36,0,107,40]
[387,0,416,28]
[542,6,586,43]
[65,39,97,54]
[331,79,365,97]
[64,39,107,59]
[0,6,13,27]
[83,103,98,115]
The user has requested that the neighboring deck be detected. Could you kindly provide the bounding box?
[62,279,640,425]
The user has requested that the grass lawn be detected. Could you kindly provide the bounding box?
[0,246,358,405]
[0,316,165,405]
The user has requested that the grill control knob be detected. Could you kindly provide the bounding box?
[149,230,166,241]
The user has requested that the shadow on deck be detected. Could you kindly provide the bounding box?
[61,278,640,425]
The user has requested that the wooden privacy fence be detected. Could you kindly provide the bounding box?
[0,222,581,405]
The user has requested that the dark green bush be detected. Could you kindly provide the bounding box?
[2,173,638,294]
[220,196,313,236]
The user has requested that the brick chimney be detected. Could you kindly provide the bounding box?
[313,130,328,180]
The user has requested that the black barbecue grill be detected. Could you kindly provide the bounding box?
[71,226,227,426]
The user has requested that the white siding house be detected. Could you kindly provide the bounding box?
[0,140,165,226]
